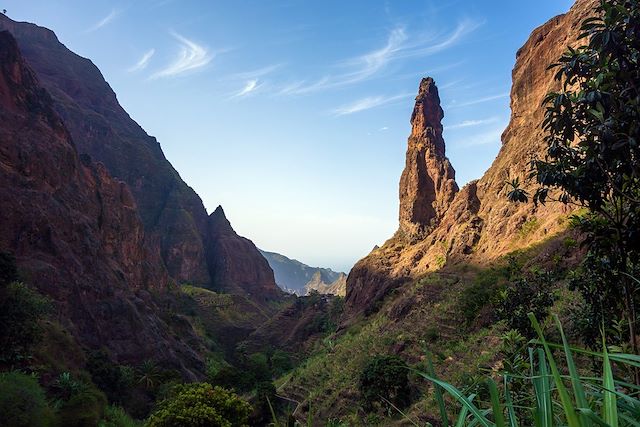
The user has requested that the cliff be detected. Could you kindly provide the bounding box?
[344,0,597,322]
[0,14,281,305]
[0,31,202,375]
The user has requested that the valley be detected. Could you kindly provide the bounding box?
[0,0,639,426]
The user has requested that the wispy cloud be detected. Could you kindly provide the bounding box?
[87,9,119,32]
[128,49,155,72]
[280,19,482,96]
[333,93,411,116]
[231,64,283,80]
[444,117,499,130]
[150,32,212,79]
[449,92,509,108]
[231,79,263,98]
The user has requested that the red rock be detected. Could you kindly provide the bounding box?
[0,31,203,376]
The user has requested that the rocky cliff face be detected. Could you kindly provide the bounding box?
[0,31,202,374]
[344,0,596,322]
[0,14,281,305]
[206,206,283,304]
[399,77,458,240]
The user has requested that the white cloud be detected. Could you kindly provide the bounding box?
[87,9,118,32]
[231,79,262,98]
[231,64,283,80]
[333,93,411,116]
[444,117,499,130]
[280,19,482,95]
[150,32,212,79]
[379,126,389,131]
[128,49,155,72]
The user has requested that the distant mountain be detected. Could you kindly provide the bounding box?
[259,250,346,296]
[304,271,347,296]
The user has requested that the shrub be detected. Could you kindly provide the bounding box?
[56,381,108,427]
[359,355,410,412]
[0,371,54,427]
[86,351,133,403]
[99,405,141,427]
[0,281,50,362]
[146,383,252,427]
[270,350,292,377]
[496,271,557,338]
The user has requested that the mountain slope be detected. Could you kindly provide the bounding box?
[0,30,203,375]
[260,250,346,295]
[343,0,595,322]
[0,14,282,306]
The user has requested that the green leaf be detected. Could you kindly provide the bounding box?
[528,313,581,427]
[601,335,618,427]
[414,371,494,427]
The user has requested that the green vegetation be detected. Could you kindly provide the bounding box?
[146,383,251,427]
[509,0,640,362]
[359,355,410,413]
[415,315,640,426]
[0,371,54,427]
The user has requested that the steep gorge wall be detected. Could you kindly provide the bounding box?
[344,0,597,321]
[0,15,281,305]
[0,31,202,374]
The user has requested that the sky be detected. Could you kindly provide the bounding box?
[8,0,574,273]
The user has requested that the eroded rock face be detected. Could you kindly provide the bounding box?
[343,0,596,322]
[206,206,283,306]
[0,14,282,306]
[0,31,203,375]
[399,77,458,240]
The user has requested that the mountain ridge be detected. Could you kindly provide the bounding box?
[0,13,283,308]
[260,249,346,296]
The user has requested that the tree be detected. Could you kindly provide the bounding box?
[146,383,252,427]
[359,355,411,412]
[508,0,640,368]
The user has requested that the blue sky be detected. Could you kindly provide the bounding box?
[9,0,574,272]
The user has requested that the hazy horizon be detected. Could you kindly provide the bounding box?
[8,0,573,272]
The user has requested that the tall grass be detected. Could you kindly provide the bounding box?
[416,314,640,427]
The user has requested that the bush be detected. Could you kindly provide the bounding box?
[56,382,108,427]
[99,405,141,427]
[0,282,50,362]
[0,371,54,427]
[146,383,252,427]
[86,351,134,403]
[359,355,410,412]
[496,271,557,338]
[270,350,292,377]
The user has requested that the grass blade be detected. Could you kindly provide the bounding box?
[555,315,592,427]
[601,334,618,426]
[531,347,552,427]
[529,313,581,427]
[487,378,506,427]
[413,371,494,427]
[503,377,518,427]
[455,393,476,427]
[426,354,450,427]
